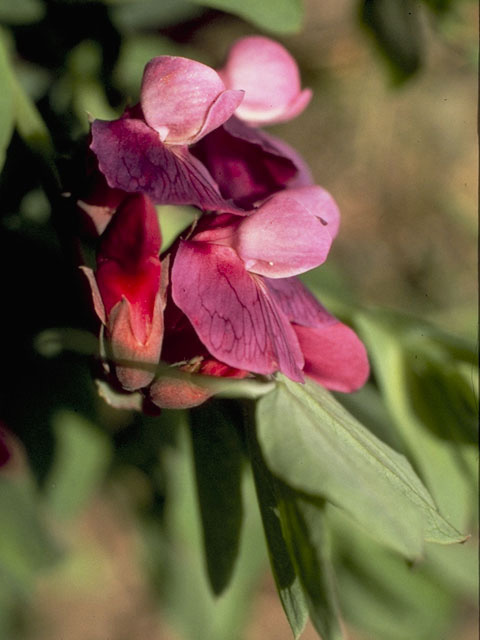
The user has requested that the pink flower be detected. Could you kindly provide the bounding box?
[218,36,312,126]
[90,57,245,213]
[82,193,164,391]
[170,187,341,382]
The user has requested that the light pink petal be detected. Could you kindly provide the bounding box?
[265,276,338,328]
[90,117,244,214]
[141,56,243,144]
[293,323,370,392]
[107,293,164,391]
[171,241,304,381]
[232,191,333,278]
[283,186,341,239]
[219,36,312,126]
[80,266,107,325]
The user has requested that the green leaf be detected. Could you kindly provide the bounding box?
[361,0,423,83]
[355,310,478,531]
[0,33,15,173]
[257,375,464,559]
[153,416,266,640]
[190,0,304,34]
[246,410,308,639]
[278,490,345,640]
[44,410,112,520]
[189,400,246,595]
[328,507,456,640]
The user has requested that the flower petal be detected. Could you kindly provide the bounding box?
[141,56,243,144]
[293,323,370,392]
[95,194,162,341]
[285,186,341,239]
[90,117,243,213]
[265,276,339,327]
[171,241,304,381]
[233,191,333,278]
[265,277,370,392]
[219,36,312,126]
[191,116,298,208]
[107,293,164,391]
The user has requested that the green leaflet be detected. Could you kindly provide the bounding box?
[355,310,478,532]
[189,400,246,595]
[156,417,265,640]
[247,409,344,640]
[257,375,464,559]
[190,0,303,34]
[246,413,308,639]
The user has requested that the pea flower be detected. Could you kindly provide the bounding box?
[171,187,341,382]
[90,56,245,213]
[218,36,312,126]
[81,193,164,391]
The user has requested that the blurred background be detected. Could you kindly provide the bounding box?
[0,0,477,638]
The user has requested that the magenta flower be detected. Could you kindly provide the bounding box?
[82,193,164,391]
[90,56,245,213]
[171,187,341,382]
[218,36,312,126]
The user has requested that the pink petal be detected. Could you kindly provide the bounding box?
[171,241,304,381]
[90,117,243,213]
[284,186,341,239]
[233,191,333,278]
[191,116,298,208]
[219,36,312,126]
[293,323,370,392]
[141,56,243,144]
[265,277,370,392]
[265,276,334,327]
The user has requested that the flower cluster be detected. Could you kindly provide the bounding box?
[79,36,369,409]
